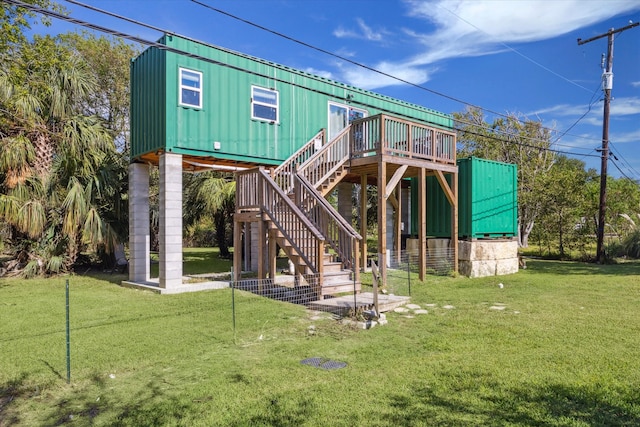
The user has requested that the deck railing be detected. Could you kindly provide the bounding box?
[297,125,351,190]
[273,129,325,194]
[351,114,456,164]
[294,173,361,280]
[236,167,325,274]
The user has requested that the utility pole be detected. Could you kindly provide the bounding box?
[578,21,638,263]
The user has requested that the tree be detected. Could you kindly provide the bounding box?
[183,172,236,258]
[0,33,126,276]
[455,107,555,247]
[60,32,139,152]
[535,156,594,258]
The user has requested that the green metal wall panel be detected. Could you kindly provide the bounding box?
[130,34,454,163]
[414,157,518,239]
[427,174,454,238]
[130,45,166,159]
[459,157,518,238]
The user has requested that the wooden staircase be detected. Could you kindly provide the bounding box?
[236,128,361,299]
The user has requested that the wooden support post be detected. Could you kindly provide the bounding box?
[268,228,277,279]
[317,241,325,299]
[396,184,402,263]
[257,218,265,282]
[378,160,387,288]
[360,174,368,270]
[233,217,242,281]
[452,171,459,273]
[418,167,427,281]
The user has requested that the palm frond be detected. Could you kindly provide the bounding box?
[82,207,104,245]
[17,200,46,238]
[61,177,88,236]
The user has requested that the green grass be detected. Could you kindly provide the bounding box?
[2,258,640,426]
[148,247,233,278]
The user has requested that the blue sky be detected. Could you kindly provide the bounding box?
[31,0,640,179]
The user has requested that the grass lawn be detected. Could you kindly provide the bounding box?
[1,256,640,426]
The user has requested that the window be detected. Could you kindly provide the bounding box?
[251,86,279,122]
[179,68,202,108]
[328,102,367,140]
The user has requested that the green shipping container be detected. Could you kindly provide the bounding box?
[414,157,518,238]
[130,34,454,166]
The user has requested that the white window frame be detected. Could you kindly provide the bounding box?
[251,85,279,123]
[328,102,368,141]
[179,67,203,109]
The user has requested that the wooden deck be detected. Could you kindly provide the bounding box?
[307,292,410,315]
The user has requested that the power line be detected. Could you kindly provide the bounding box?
[578,21,639,263]
[189,0,584,139]
[436,3,594,93]
[610,142,640,180]
[455,125,601,158]
[65,0,610,147]
[552,84,602,144]
[5,0,455,130]
[10,0,621,161]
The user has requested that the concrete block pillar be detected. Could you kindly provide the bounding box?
[159,153,183,289]
[129,162,150,282]
[337,183,352,225]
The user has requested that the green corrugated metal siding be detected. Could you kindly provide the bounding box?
[131,34,454,163]
[410,178,418,236]
[130,45,166,159]
[427,174,454,237]
[459,157,518,238]
[413,157,518,239]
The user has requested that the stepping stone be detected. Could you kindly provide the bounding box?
[424,304,437,307]
[394,307,409,313]
[442,305,455,310]
[414,309,428,315]
[489,306,506,310]
[404,315,415,319]
[406,304,422,310]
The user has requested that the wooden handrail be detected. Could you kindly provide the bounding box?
[297,125,351,189]
[273,129,325,194]
[294,173,361,274]
[257,168,324,273]
[350,113,456,164]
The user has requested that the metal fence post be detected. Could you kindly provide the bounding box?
[65,279,70,384]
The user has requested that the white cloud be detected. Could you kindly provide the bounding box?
[333,18,389,42]
[528,97,639,131]
[610,97,640,116]
[611,127,640,143]
[403,0,640,63]
[304,67,334,80]
[338,61,433,90]
[336,0,640,89]
[632,81,640,88]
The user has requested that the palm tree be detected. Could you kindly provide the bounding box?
[184,172,236,258]
[0,35,127,276]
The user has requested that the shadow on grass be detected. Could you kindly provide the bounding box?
[40,373,195,427]
[228,394,316,427]
[383,380,640,426]
[0,374,28,426]
[525,259,640,276]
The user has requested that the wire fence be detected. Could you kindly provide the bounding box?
[229,247,454,339]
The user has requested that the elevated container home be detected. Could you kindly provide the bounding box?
[127,34,458,297]
[130,34,453,169]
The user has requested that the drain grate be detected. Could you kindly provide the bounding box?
[301,357,347,370]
